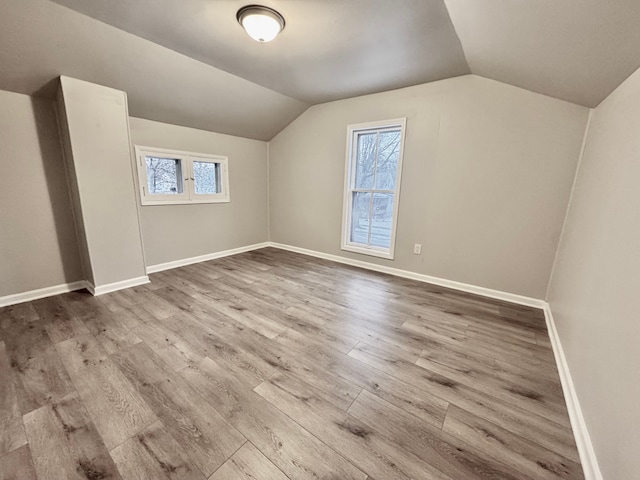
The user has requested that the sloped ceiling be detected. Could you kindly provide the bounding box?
[0,0,307,141]
[444,0,640,108]
[1,0,640,140]
[49,0,471,105]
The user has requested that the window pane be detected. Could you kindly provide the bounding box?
[193,161,218,194]
[370,193,394,248]
[354,132,377,189]
[145,156,183,195]
[375,130,401,190]
[350,192,371,245]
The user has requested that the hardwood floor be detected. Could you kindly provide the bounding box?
[0,247,583,479]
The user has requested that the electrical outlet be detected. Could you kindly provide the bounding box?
[413,243,422,255]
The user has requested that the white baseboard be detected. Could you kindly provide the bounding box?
[0,280,87,308]
[268,242,600,479]
[146,242,270,274]
[268,242,546,309]
[543,304,603,480]
[1,241,541,308]
[85,276,150,296]
[0,242,267,306]
[0,242,600,479]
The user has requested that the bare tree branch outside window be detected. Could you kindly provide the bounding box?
[350,129,401,248]
[145,157,182,194]
[193,161,218,194]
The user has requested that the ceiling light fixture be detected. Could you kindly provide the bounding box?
[236,5,285,43]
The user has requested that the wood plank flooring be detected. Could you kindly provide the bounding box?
[0,247,583,479]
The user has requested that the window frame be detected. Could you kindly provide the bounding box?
[134,146,230,205]
[340,118,407,260]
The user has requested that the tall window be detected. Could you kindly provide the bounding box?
[134,146,230,205]
[341,119,406,259]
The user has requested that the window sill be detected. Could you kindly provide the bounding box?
[341,244,394,260]
[140,197,230,206]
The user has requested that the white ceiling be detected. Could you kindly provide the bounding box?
[1,0,640,140]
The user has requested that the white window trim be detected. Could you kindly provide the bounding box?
[340,118,406,260]
[134,145,230,205]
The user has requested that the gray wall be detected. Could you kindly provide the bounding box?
[58,76,147,288]
[547,67,640,479]
[269,75,589,299]
[128,117,269,267]
[0,89,82,297]
[56,87,93,285]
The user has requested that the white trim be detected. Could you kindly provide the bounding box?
[86,276,150,296]
[0,243,602,480]
[0,242,268,306]
[543,305,603,480]
[341,118,407,261]
[268,241,600,480]
[341,243,395,260]
[0,281,88,308]
[268,242,545,308]
[546,108,594,300]
[134,145,230,205]
[146,242,270,274]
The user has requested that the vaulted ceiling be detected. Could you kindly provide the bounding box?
[444,0,640,108]
[1,0,640,140]
[49,0,471,105]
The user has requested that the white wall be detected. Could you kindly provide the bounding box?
[269,75,589,299]
[547,67,640,479]
[128,117,269,267]
[0,89,82,297]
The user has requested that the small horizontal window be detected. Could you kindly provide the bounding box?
[134,146,230,205]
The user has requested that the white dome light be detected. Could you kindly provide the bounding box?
[237,5,285,43]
